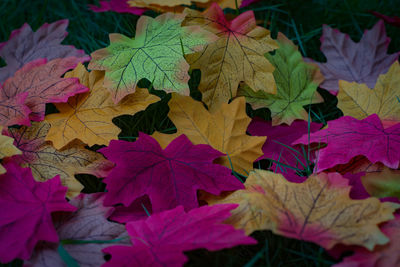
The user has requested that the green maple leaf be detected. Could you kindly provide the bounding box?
[238,41,323,125]
[88,12,215,103]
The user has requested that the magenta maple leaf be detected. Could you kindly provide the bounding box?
[100,133,243,212]
[240,0,262,7]
[312,20,399,93]
[1,57,89,122]
[0,20,88,83]
[102,204,256,267]
[109,195,152,223]
[248,118,321,182]
[0,162,75,263]
[293,114,400,172]
[88,0,146,15]
[371,11,400,27]
[26,193,129,267]
[0,91,31,126]
[342,172,370,200]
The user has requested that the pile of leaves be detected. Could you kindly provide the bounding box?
[0,0,400,266]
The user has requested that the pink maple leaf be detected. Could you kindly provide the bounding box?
[88,0,146,15]
[109,195,152,223]
[248,117,321,182]
[293,114,400,172]
[0,162,75,263]
[333,215,400,267]
[311,20,399,93]
[26,193,129,267]
[100,133,244,213]
[0,20,88,83]
[370,11,400,27]
[102,204,256,267]
[1,57,89,123]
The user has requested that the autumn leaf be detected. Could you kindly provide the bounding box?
[247,117,322,182]
[183,3,277,111]
[293,114,400,172]
[337,61,400,123]
[334,215,400,267]
[0,126,21,174]
[102,204,256,267]
[238,40,323,125]
[0,20,88,83]
[6,121,112,198]
[88,0,147,15]
[1,57,89,122]
[88,12,216,103]
[311,20,399,93]
[128,0,241,13]
[100,133,243,212]
[0,162,76,263]
[152,94,266,176]
[362,168,400,199]
[371,11,400,27]
[205,169,400,250]
[27,193,129,267]
[45,64,159,149]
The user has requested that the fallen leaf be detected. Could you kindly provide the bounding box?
[153,94,266,176]
[362,168,400,199]
[102,204,256,267]
[128,0,240,12]
[0,126,21,174]
[0,91,31,127]
[88,0,147,15]
[6,121,112,198]
[334,215,400,267]
[0,162,75,263]
[238,40,323,125]
[247,117,322,182]
[89,12,215,103]
[0,20,88,83]
[370,11,400,27]
[100,133,243,212]
[312,20,399,93]
[183,3,277,111]
[205,169,399,250]
[1,57,89,122]
[27,193,129,267]
[293,114,400,172]
[337,61,400,122]
[109,195,152,223]
[45,64,159,149]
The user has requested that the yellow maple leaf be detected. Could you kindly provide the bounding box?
[0,126,21,174]
[152,93,266,176]
[45,64,159,149]
[362,167,400,199]
[204,169,400,250]
[7,121,113,198]
[337,61,400,123]
[128,0,240,12]
[182,4,277,111]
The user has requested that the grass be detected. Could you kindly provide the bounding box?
[1,0,400,266]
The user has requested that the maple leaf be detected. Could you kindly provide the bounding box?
[27,193,129,267]
[109,195,152,223]
[312,20,399,93]
[362,168,400,199]
[88,0,147,15]
[1,57,89,122]
[45,64,159,149]
[238,40,323,125]
[0,91,31,127]
[334,215,400,267]
[152,94,266,176]
[183,3,277,111]
[6,121,112,198]
[0,20,88,83]
[88,12,215,103]
[371,11,400,27]
[103,204,256,267]
[0,162,76,263]
[293,114,400,172]
[337,61,400,123]
[0,126,21,174]
[204,169,400,250]
[100,133,243,212]
[128,0,241,13]
[247,117,322,182]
